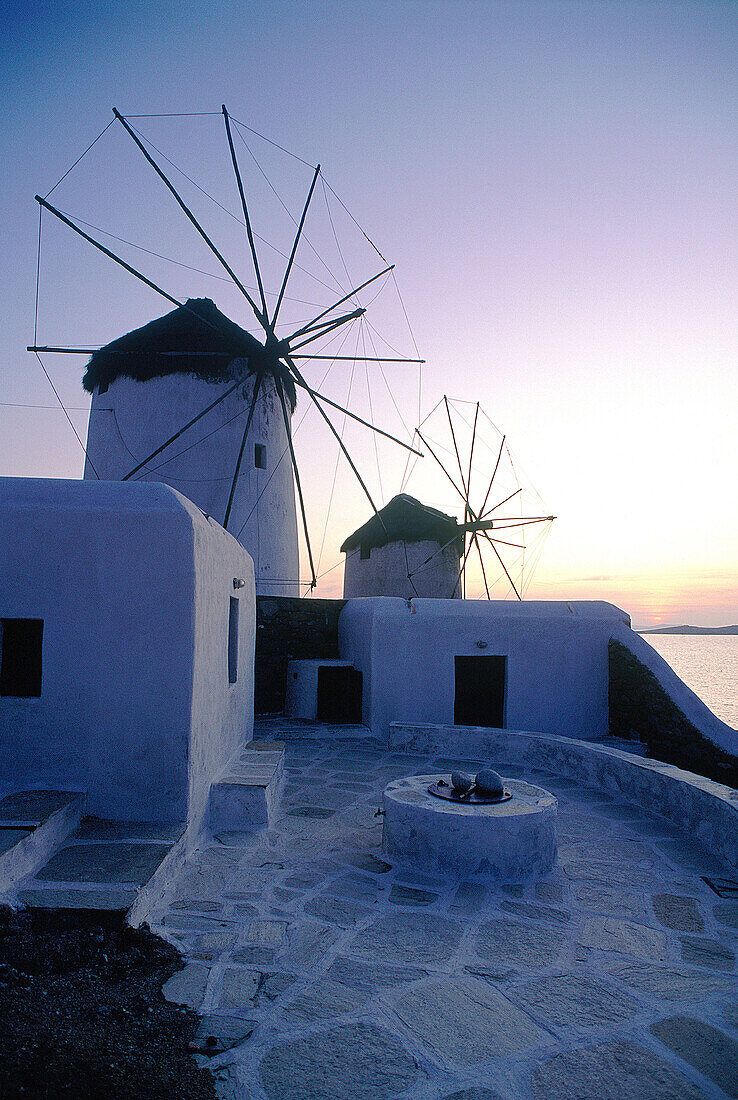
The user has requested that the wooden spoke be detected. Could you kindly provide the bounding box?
[289,354,425,363]
[271,164,321,329]
[478,433,506,517]
[480,532,522,601]
[122,378,244,480]
[444,395,468,498]
[289,374,423,456]
[113,108,265,327]
[288,309,365,352]
[222,104,269,325]
[286,265,394,343]
[36,196,183,311]
[223,373,263,530]
[487,487,522,513]
[415,429,469,509]
[285,354,387,533]
[474,533,491,599]
[275,378,316,588]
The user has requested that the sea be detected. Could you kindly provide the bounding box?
[642,634,738,730]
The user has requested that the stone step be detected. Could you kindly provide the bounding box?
[16,815,186,919]
[208,739,285,836]
[0,789,84,897]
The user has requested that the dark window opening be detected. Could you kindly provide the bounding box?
[316,665,362,723]
[360,543,371,560]
[454,654,506,728]
[0,619,44,697]
[254,443,266,469]
[228,598,239,684]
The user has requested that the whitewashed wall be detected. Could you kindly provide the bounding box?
[338,597,630,740]
[343,539,461,599]
[84,364,299,596]
[0,478,254,824]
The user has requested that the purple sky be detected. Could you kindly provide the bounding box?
[2,1,736,625]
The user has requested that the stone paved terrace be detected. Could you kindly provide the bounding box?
[151,724,738,1100]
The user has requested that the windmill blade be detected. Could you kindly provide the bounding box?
[35,196,183,311]
[122,378,244,480]
[485,487,522,515]
[290,374,423,456]
[284,354,387,533]
[450,533,474,599]
[415,430,469,511]
[222,104,269,324]
[33,200,244,349]
[478,433,506,517]
[287,265,395,343]
[112,108,265,328]
[271,164,321,329]
[288,308,365,352]
[444,396,469,498]
[289,307,365,344]
[473,533,491,599]
[480,531,522,601]
[223,373,263,530]
[290,354,425,363]
[466,401,480,527]
[275,377,316,589]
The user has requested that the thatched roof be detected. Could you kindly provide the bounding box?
[82,298,296,408]
[341,494,463,555]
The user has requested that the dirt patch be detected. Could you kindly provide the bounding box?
[0,905,216,1099]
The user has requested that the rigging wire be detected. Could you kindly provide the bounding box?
[231,121,346,299]
[126,112,222,118]
[360,323,383,502]
[234,331,353,541]
[226,115,315,169]
[32,352,100,478]
[53,211,330,309]
[315,328,361,575]
[125,118,339,303]
[321,176,354,295]
[321,178,388,264]
[44,120,115,199]
[33,207,42,347]
[1,402,98,411]
[391,271,423,426]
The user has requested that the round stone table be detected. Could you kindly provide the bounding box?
[382,774,557,881]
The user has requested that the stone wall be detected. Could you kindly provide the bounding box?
[255,596,345,714]
[608,639,738,787]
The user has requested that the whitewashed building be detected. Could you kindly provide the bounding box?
[338,596,631,741]
[342,494,462,599]
[0,478,255,828]
[83,298,299,597]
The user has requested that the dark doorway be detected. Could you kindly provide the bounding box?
[316,665,363,723]
[454,655,506,727]
[0,618,44,698]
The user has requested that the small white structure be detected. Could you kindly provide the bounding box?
[0,478,255,828]
[341,494,462,599]
[285,659,362,723]
[338,597,630,740]
[84,299,299,597]
[382,774,557,880]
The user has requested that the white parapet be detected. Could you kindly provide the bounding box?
[382,774,557,881]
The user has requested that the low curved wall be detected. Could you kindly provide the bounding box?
[610,623,737,762]
[389,722,738,870]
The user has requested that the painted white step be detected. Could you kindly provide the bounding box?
[0,790,84,898]
[208,740,285,835]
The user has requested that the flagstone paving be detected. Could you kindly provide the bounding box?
[151,731,738,1099]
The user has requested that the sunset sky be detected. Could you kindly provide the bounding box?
[2,1,736,626]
